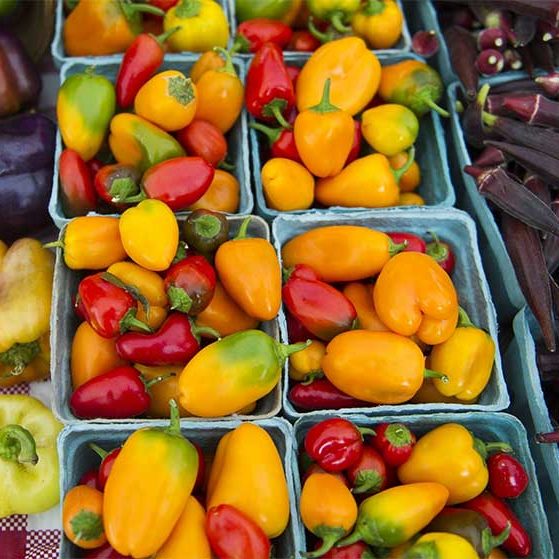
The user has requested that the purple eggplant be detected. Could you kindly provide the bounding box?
[535,72,559,97]
[512,14,537,46]
[503,94,559,127]
[444,25,479,100]
[491,78,547,95]
[474,146,505,167]
[545,201,559,274]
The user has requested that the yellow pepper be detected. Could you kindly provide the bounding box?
[352,0,403,49]
[342,282,389,332]
[190,50,225,83]
[399,192,425,206]
[406,532,479,559]
[261,158,315,211]
[207,423,290,538]
[373,252,459,345]
[0,334,50,388]
[289,339,326,382]
[187,169,240,213]
[297,37,381,116]
[134,71,198,132]
[429,308,496,401]
[397,423,512,505]
[164,0,229,53]
[119,200,179,272]
[390,151,421,192]
[411,378,475,405]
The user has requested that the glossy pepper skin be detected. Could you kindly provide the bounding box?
[352,0,403,49]
[246,42,295,128]
[95,163,140,207]
[371,422,416,467]
[58,148,97,217]
[405,532,479,559]
[342,283,388,332]
[487,453,528,499]
[251,121,302,162]
[135,364,188,418]
[90,445,121,491]
[190,49,225,82]
[183,209,230,257]
[263,156,314,210]
[374,252,459,345]
[346,445,389,495]
[188,169,241,213]
[176,119,228,166]
[104,401,199,558]
[387,232,426,253]
[398,424,513,505]
[289,378,368,411]
[429,308,496,401]
[179,330,308,416]
[297,37,381,116]
[235,0,293,22]
[233,18,293,53]
[322,542,374,559]
[426,231,455,274]
[57,71,116,161]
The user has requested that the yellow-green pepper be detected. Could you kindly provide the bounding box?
[404,532,479,559]
[352,0,403,50]
[307,0,361,33]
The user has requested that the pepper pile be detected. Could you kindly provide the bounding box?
[299,418,533,558]
[62,406,291,559]
[281,224,497,411]
[249,37,449,212]
[53,209,306,419]
[57,43,243,218]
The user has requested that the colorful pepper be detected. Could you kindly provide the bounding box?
[182,209,229,257]
[487,453,529,499]
[235,0,293,22]
[187,169,240,213]
[371,422,416,467]
[342,283,389,332]
[63,485,106,549]
[289,339,325,381]
[252,122,302,162]
[135,364,188,418]
[306,0,360,33]
[346,445,390,495]
[405,532,479,559]
[233,18,293,53]
[90,445,121,491]
[426,231,456,274]
[261,158,315,211]
[94,164,140,207]
[176,119,228,166]
[351,0,403,49]
[58,148,98,217]
[289,378,369,411]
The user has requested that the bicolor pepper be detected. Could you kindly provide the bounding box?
[342,283,389,332]
[426,231,455,274]
[346,445,390,496]
[428,308,496,401]
[233,18,293,53]
[398,424,513,505]
[388,232,426,253]
[389,151,421,192]
[289,378,368,411]
[251,122,302,162]
[373,251,459,345]
[179,329,308,416]
[405,532,479,559]
[183,209,230,257]
[235,0,293,22]
[59,148,98,217]
[306,0,360,33]
[351,0,403,49]
[95,163,140,207]
[104,401,199,557]
[176,119,228,167]
[187,169,241,213]
[57,70,116,161]
[371,422,416,467]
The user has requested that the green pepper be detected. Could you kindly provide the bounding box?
[57,69,116,161]
[235,0,294,22]
[178,329,309,417]
[0,395,62,518]
[182,209,230,258]
[307,0,361,33]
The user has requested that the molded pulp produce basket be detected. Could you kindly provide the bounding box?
[251,52,455,222]
[292,412,553,557]
[50,215,281,423]
[504,307,559,552]
[273,208,508,419]
[48,55,252,229]
[51,0,233,67]
[57,417,301,559]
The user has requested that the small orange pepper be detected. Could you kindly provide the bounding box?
[187,169,240,213]
[190,50,225,83]
[342,282,389,332]
[389,151,421,192]
[261,158,315,211]
[399,192,425,206]
[63,485,106,550]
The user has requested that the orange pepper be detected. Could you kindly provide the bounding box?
[190,50,225,83]
[63,485,106,549]
[373,252,459,345]
[399,192,425,206]
[136,305,167,330]
[261,158,315,211]
[342,282,389,332]
[389,151,421,192]
[410,378,474,404]
[187,169,240,213]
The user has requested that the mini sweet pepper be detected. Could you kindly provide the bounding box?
[351,0,403,49]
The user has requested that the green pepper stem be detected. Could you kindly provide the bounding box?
[213,46,237,77]
[168,285,193,314]
[70,510,104,543]
[111,190,147,204]
[234,216,252,240]
[166,399,181,435]
[0,424,38,465]
[302,530,346,558]
[154,26,180,45]
[424,97,450,118]
[310,79,340,114]
[109,177,139,203]
[264,100,292,129]
[301,371,324,385]
[43,240,64,250]
[120,308,152,334]
[358,427,376,437]
[191,323,221,340]
[482,523,511,557]
[482,110,497,127]
[335,529,362,548]
[172,242,187,265]
[330,11,351,34]
[250,121,282,145]
[308,16,336,43]
[89,443,109,460]
[0,341,40,377]
[457,307,476,329]
[353,470,383,494]
[175,0,201,18]
[484,441,514,454]
[121,0,165,19]
[192,214,223,240]
[101,272,150,315]
[276,340,312,362]
[424,368,449,383]
[391,146,416,183]
[218,159,236,171]
[230,34,250,54]
[388,239,407,256]
[363,0,387,16]
[144,372,175,390]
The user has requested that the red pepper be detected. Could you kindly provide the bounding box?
[371,422,416,467]
[175,119,228,167]
[59,148,98,217]
[345,120,362,166]
[233,18,293,53]
[73,294,87,320]
[112,156,215,211]
[304,418,374,472]
[303,462,350,487]
[286,64,301,87]
[69,365,168,419]
[206,504,271,559]
[95,163,140,206]
[289,378,368,411]
[321,542,374,559]
[387,232,427,253]
[77,272,151,339]
[90,444,121,491]
[193,441,206,494]
[115,312,219,366]
[147,0,178,10]
[286,311,314,343]
[288,263,320,281]
[462,492,532,557]
[245,42,295,129]
[164,254,217,315]
[487,453,529,499]
[288,30,321,52]
[346,445,389,496]
[426,231,455,274]
[78,469,99,489]
[115,27,178,109]
[87,158,104,177]
[84,543,129,559]
[282,276,357,341]
[250,121,301,163]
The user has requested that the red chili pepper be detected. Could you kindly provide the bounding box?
[286,64,301,87]
[233,18,293,53]
[206,504,271,559]
[286,311,314,343]
[245,42,295,129]
[387,232,427,253]
[462,492,532,557]
[426,231,455,274]
[345,120,362,166]
[84,543,129,559]
[321,542,373,559]
[78,272,151,339]
[304,418,374,472]
[193,441,206,494]
[78,469,99,489]
[282,276,357,341]
[250,121,302,163]
[289,378,368,411]
[487,453,529,499]
[87,158,104,176]
[69,365,168,419]
[59,148,97,217]
[115,27,179,108]
[95,163,140,206]
[303,462,350,487]
[115,312,219,366]
[371,422,416,467]
[288,30,321,52]
[90,444,121,491]
[175,119,228,167]
[147,0,178,10]
[346,445,389,496]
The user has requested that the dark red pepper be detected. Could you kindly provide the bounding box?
[90,444,122,491]
[289,378,368,411]
[426,231,456,274]
[462,492,532,557]
[346,445,389,495]
[78,469,99,489]
[233,18,293,53]
[77,272,151,339]
[87,158,104,176]
[387,232,427,253]
[206,504,271,559]
[288,30,321,52]
[321,542,374,559]
[303,462,350,487]
[250,121,302,163]
[164,254,217,315]
[286,311,314,343]
[115,312,219,366]
[175,119,228,167]
[69,365,168,419]
[84,543,129,559]
[345,120,362,166]
[487,453,529,499]
[245,42,295,129]
[304,418,375,472]
[96,163,140,206]
[115,27,179,108]
[193,441,206,494]
[58,148,97,217]
[286,64,301,87]
[371,422,416,468]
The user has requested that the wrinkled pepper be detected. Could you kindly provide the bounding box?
[351,0,403,49]
[342,283,389,332]
[233,18,293,53]
[261,157,314,211]
[235,0,293,22]
[306,0,360,33]
[104,401,199,558]
[58,148,98,217]
[405,532,479,559]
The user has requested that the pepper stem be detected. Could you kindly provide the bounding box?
[310,79,339,114]
[363,0,387,16]
[193,214,223,239]
[154,26,180,45]
[144,372,175,390]
[263,99,292,129]
[43,240,64,250]
[391,146,416,183]
[101,272,150,315]
[167,285,193,314]
[230,34,250,54]
[424,97,450,118]
[335,529,363,548]
[481,523,511,556]
[120,0,165,19]
[0,340,40,377]
[166,399,181,435]
[191,323,221,340]
[213,47,237,76]
[330,11,351,34]
[388,239,407,256]
[301,371,324,385]
[536,430,559,443]
[425,230,449,263]
[358,427,376,437]
[424,368,449,383]
[110,190,147,204]
[473,437,513,460]
[353,469,383,494]
[275,340,312,362]
[302,529,346,558]
[250,121,282,145]
[308,16,336,43]
[234,216,252,240]
[457,307,476,328]
[0,425,38,465]
[120,308,152,334]
[218,159,235,171]
[89,443,108,460]
[110,177,139,203]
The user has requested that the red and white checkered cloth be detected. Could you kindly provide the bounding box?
[0,381,62,559]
